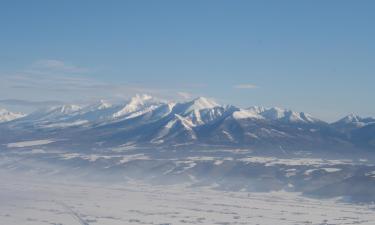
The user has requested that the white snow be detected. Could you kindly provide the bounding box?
[231,106,318,123]
[365,171,375,178]
[50,104,82,114]
[321,167,342,173]
[335,113,375,127]
[152,114,197,143]
[123,105,158,119]
[42,120,89,128]
[94,99,112,110]
[285,168,297,177]
[233,108,264,120]
[304,167,341,175]
[184,97,219,113]
[261,107,286,120]
[113,94,155,118]
[119,154,150,164]
[222,130,235,142]
[0,173,374,225]
[240,156,353,167]
[6,139,56,148]
[0,108,26,122]
[341,113,363,123]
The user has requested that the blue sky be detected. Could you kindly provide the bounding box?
[0,0,374,121]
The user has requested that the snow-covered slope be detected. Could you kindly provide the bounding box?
[0,108,26,123]
[151,114,197,144]
[333,114,375,129]
[25,104,82,122]
[0,95,373,151]
[232,106,265,120]
[112,94,159,118]
[12,95,166,128]
[183,97,219,113]
[232,106,320,123]
[172,97,220,115]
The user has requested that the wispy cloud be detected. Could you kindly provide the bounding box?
[0,99,63,107]
[177,92,192,99]
[31,59,89,73]
[0,59,205,104]
[233,84,258,89]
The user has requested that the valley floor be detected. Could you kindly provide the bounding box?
[0,172,374,225]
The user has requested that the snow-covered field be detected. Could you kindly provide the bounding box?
[6,139,56,148]
[0,173,374,225]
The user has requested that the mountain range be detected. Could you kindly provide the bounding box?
[1,94,374,151]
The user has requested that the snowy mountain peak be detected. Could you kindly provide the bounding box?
[184,97,220,113]
[96,100,112,110]
[340,113,362,123]
[232,108,264,120]
[247,106,266,113]
[233,106,319,123]
[131,94,153,103]
[261,107,286,120]
[194,97,219,106]
[2,96,375,151]
[334,114,375,128]
[126,94,156,107]
[0,108,26,123]
[82,100,113,112]
[299,112,318,123]
[49,104,82,114]
[113,94,158,118]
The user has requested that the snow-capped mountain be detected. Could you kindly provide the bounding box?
[0,95,373,151]
[331,114,375,149]
[112,94,160,119]
[177,97,219,114]
[1,96,374,211]
[332,113,375,130]
[0,108,26,123]
[232,106,320,123]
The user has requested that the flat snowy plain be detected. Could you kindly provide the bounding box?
[0,172,374,225]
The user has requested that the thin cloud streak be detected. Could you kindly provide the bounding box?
[0,60,206,104]
[177,92,192,99]
[233,84,258,89]
[0,99,63,107]
[31,59,89,73]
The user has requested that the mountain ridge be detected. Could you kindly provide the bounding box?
[0,95,374,151]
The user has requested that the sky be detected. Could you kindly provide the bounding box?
[0,0,374,121]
